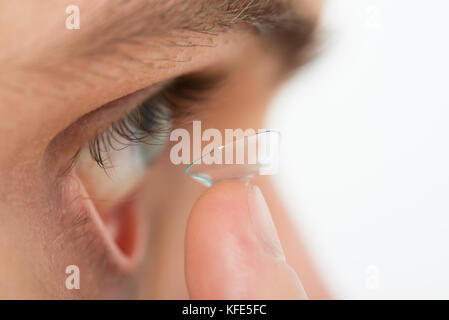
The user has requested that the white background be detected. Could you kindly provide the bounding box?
[269,0,449,299]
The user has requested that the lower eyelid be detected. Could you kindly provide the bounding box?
[53,170,138,275]
[75,144,147,210]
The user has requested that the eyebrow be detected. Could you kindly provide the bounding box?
[67,0,317,67]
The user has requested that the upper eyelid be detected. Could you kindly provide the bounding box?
[85,71,228,169]
[41,83,166,179]
[75,70,225,141]
[82,70,226,146]
[41,71,226,179]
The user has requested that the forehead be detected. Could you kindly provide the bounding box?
[0,0,321,62]
[0,0,320,140]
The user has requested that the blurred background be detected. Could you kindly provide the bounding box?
[268,0,449,299]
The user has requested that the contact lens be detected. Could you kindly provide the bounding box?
[184,130,281,187]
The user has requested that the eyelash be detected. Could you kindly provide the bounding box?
[88,96,171,169]
[87,72,224,169]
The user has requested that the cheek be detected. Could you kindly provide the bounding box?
[0,167,131,299]
[0,203,42,298]
[0,182,79,298]
[0,166,59,298]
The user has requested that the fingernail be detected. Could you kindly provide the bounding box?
[247,184,286,261]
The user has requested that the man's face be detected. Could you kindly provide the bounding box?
[0,0,322,299]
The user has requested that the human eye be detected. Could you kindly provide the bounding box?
[73,74,222,211]
[50,72,223,265]
[74,95,172,215]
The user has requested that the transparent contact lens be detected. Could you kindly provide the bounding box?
[184,130,281,187]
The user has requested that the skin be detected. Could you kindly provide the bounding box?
[0,0,328,299]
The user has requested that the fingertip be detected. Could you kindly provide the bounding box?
[185,180,255,299]
[185,180,306,299]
